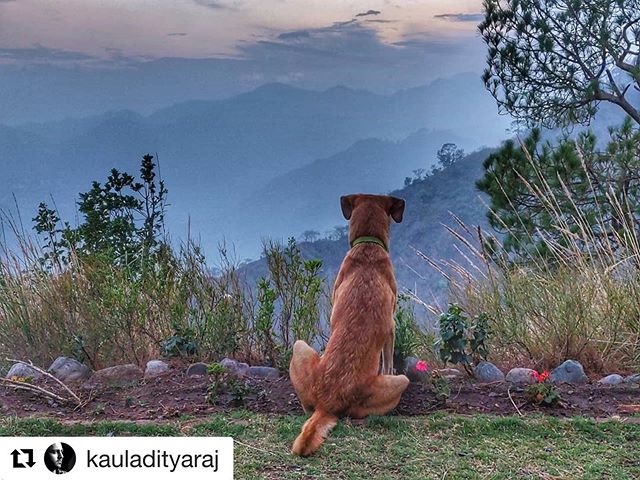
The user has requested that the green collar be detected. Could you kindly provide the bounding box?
[350,236,388,252]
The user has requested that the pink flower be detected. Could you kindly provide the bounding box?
[415,360,429,372]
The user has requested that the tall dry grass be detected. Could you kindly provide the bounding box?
[0,209,333,372]
[0,212,254,370]
[424,143,640,373]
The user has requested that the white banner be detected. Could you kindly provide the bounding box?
[0,437,233,479]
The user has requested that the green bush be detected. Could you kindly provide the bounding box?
[393,294,429,370]
[435,304,490,374]
[258,238,328,370]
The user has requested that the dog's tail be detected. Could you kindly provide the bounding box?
[291,409,338,457]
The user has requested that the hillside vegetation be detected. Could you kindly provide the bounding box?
[240,147,494,323]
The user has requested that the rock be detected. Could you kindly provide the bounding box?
[473,361,505,383]
[186,362,209,376]
[598,374,624,385]
[6,363,43,380]
[505,368,537,385]
[624,374,640,384]
[220,358,249,377]
[48,356,92,382]
[144,360,169,378]
[403,357,429,383]
[247,366,280,380]
[550,360,588,384]
[83,364,143,388]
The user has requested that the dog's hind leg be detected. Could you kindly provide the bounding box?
[347,374,409,419]
[290,340,320,414]
[381,328,395,375]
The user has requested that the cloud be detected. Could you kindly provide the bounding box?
[333,19,358,28]
[0,16,487,124]
[0,45,95,62]
[167,32,188,37]
[192,0,241,10]
[356,10,381,17]
[244,21,393,64]
[433,13,484,22]
[239,19,484,83]
[0,45,153,69]
[277,30,310,40]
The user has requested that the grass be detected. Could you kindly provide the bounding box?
[2,412,639,479]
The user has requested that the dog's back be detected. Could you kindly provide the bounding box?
[315,244,397,411]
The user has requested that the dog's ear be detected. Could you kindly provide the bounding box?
[389,196,405,223]
[340,195,354,220]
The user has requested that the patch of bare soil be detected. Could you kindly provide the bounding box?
[2,364,639,422]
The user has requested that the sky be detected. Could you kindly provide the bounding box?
[0,0,487,124]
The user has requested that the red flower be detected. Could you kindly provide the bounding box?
[415,360,429,372]
[530,370,550,383]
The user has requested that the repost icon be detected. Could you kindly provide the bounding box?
[1,437,233,479]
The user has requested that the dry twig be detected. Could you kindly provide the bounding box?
[507,387,524,417]
[4,358,83,406]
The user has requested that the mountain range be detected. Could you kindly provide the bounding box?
[0,73,509,259]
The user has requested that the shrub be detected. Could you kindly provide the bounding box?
[257,238,328,369]
[161,323,198,358]
[477,120,640,263]
[206,362,251,406]
[524,370,559,405]
[34,154,168,272]
[394,294,431,370]
[435,304,490,374]
[415,359,451,404]
[255,278,277,365]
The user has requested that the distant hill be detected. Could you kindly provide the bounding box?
[229,129,467,252]
[239,148,494,323]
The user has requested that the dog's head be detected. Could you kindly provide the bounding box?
[340,194,405,246]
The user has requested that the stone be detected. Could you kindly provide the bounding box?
[624,374,640,384]
[186,362,208,376]
[403,357,429,383]
[550,360,588,384]
[6,363,43,380]
[48,356,92,382]
[473,361,505,383]
[598,374,624,385]
[505,368,537,385]
[220,358,249,377]
[144,360,170,378]
[247,366,280,380]
[84,364,143,388]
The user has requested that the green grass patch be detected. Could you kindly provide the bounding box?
[1,413,639,479]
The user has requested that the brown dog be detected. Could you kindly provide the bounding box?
[289,193,409,457]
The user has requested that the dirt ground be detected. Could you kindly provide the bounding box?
[2,361,640,422]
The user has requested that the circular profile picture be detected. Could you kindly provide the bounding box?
[44,442,76,474]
